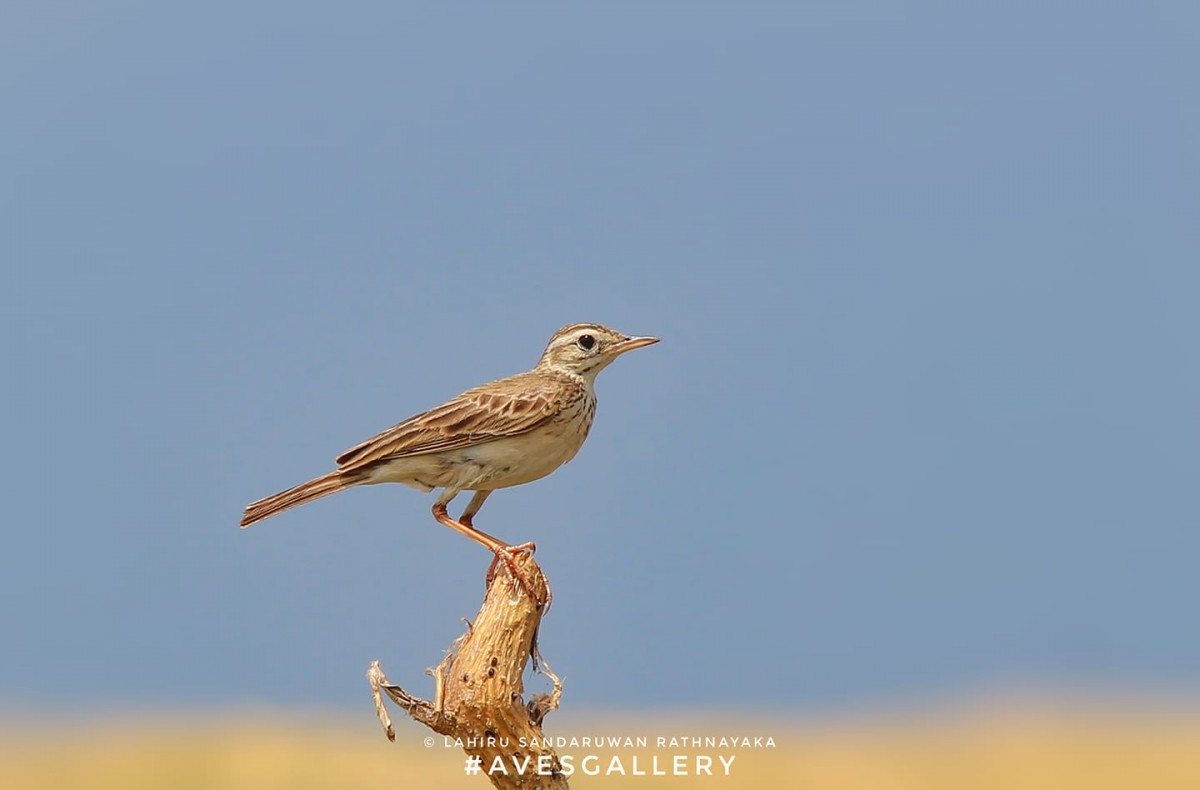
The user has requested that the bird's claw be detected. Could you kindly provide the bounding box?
[489,544,543,604]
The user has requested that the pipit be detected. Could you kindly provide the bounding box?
[241,323,659,600]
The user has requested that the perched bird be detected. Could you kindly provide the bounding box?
[241,323,659,597]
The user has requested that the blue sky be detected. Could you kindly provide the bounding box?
[3,2,1198,714]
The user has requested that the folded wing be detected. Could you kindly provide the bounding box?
[335,373,562,472]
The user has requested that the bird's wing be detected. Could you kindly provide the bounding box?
[335,373,564,471]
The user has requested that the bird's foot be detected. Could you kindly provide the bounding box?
[487,543,549,609]
[501,543,551,611]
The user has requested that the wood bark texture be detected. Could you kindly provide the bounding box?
[369,552,568,788]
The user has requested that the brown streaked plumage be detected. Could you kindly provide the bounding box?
[241,323,659,600]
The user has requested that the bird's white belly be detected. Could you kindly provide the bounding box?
[463,427,583,488]
[365,403,593,494]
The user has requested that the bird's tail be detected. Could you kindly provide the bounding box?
[240,470,362,528]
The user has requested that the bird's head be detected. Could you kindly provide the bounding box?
[536,323,659,379]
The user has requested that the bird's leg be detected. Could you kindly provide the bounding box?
[461,489,537,555]
[458,490,491,530]
[432,502,540,601]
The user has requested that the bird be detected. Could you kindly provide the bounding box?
[241,323,659,599]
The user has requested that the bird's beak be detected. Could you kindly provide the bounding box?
[605,335,660,356]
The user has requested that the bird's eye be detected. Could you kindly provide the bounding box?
[577,334,596,350]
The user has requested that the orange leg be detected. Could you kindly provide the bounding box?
[433,503,541,602]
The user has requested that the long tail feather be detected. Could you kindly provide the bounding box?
[240,470,361,527]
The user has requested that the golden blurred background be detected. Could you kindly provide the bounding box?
[4,700,1199,789]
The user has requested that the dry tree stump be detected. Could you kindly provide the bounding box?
[368,551,568,789]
